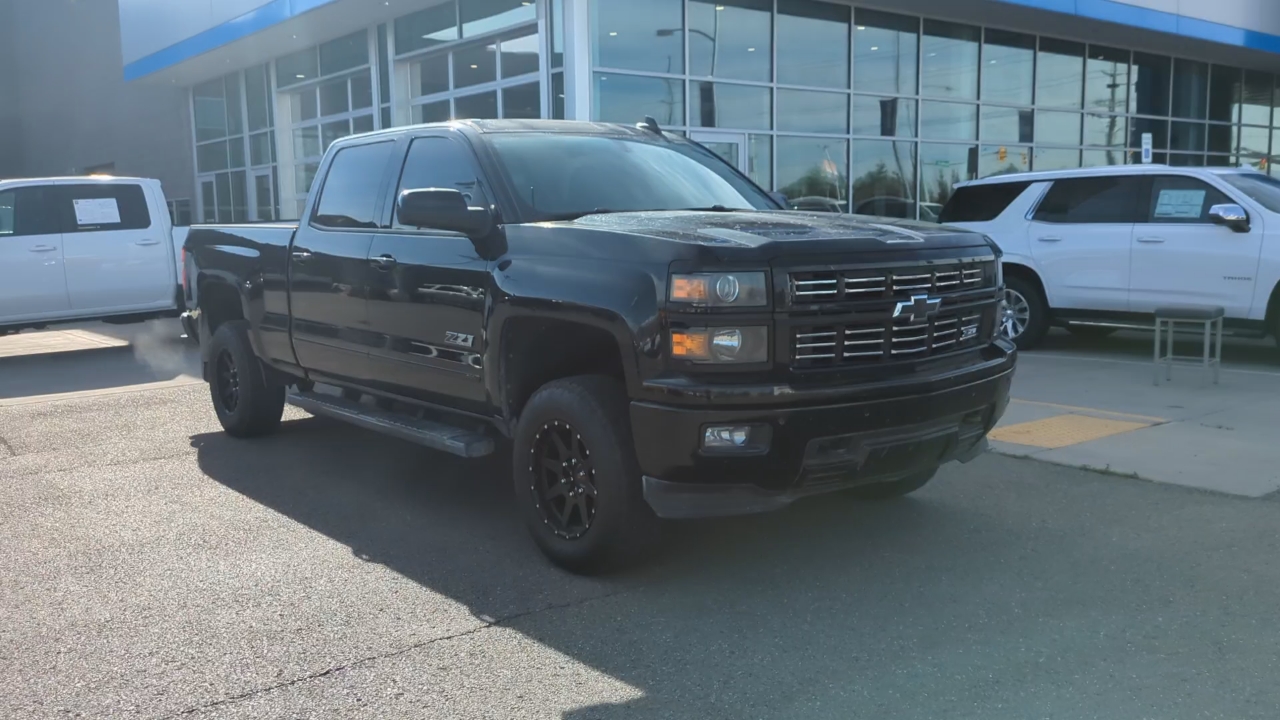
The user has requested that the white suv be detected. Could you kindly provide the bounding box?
[940,165,1280,350]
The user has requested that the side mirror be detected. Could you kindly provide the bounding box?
[1208,203,1250,233]
[768,191,790,209]
[398,188,493,238]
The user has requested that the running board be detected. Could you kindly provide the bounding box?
[287,390,494,458]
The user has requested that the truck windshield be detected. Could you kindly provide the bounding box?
[486,133,778,222]
[1219,171,1280,213]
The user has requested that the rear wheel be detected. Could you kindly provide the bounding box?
[513,376,659,574]
[1003,275,1049,350]
[208,320,286,438]
[845,468,937,500]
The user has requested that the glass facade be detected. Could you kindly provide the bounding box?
[188,0,1280,222]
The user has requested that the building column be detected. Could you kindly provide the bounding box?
[563,0,592,121]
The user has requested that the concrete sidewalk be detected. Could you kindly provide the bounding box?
[992,341,1280,497]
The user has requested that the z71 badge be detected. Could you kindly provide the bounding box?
[443,331,475,348]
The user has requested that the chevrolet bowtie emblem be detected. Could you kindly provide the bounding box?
[893,294,942,323]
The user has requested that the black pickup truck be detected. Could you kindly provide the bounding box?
[182,118,1015,573]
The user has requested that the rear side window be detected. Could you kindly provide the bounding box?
[1033,176,1148,224]
[0,186,59,237]
[1146,175,1232,223]
[58,183,152,232]
[313,141,397,229]
[938,182,1032,223]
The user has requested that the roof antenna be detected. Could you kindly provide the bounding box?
[638,116,662,135]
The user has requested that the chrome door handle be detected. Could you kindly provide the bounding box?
[370,254,398,269]
[291,249,313,262]
[28,245,57,253]
[1037,236,1063,242]
[135,239,160,246]
[1136,236,1165,244]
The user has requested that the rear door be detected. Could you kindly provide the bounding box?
[1025,174,1148,312]
[364,134,492,411]
[1128,174,1263,318]
[288,138,399,385]
[0,185,69,322]
[58,182,174,312]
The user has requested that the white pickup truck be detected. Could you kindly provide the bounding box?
[0,176,188,335]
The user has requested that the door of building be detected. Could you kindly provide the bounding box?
[688,131,748,173]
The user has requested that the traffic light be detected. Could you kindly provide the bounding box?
[998,147,1007,162]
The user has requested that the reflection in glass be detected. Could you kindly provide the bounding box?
[454,44,498,89]
[1171,59,1208,119]
[777,137,848,209]
[980,145,1030,178]
[246,66,271,132]
[412,100,451,124]
[692,82,772,130]
[1169,122,1206,152]
[197,141,229,173]
[1168,153,1205,167]
[592,0,684,73]
[1082,149,1126,167]
[319,32,369,76]
[851,140,917,218]
[854,9,917,96]
[1241,71,1274,126]
[503,83,542,119]
[921,101,977,141]
[777,89,848,134]
[320,79,350,116]
[1208,124,1233,154]
[748,134,772,189]
[353,115,374,135]
[194,80,228,141]
[689,0,773,82]
[1035,111,1082,145]
[1036,38,1084,109]
[277,47,319,88]
[352,75,374,110]
[1129,52,1171,117]
[777,0,849,89]
[321,119,351,152]
[982,30,1035,105]
[295,163,320,195]
[852,96,916,137]
[394,2,458,56]
[920,143,976,206]
[250,132,273,167]
[411,55,450,97]
[552,72,565,119]
[551,0,565,68]
[1238,125,1270,157]
[1084,113,1126,148]
[229,139,245,169]
[1129,117,1168,150]
[1205,155,1234,167]
[1085,46,1128,117]
[594,74,683,125]
[293,126,321,159]
[980,106,1033,144]
[1209,65,1239,123]
[922,20,979,99]
[456,91,499,119]
[501,32,542,78]
[462,0,536,37]
[1033,147,1081,171]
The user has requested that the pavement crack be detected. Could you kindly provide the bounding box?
[161,589,626,718]
[0,435,15,458]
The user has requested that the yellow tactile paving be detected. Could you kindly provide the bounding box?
[989,414,1152,449]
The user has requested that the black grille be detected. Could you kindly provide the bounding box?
[788,260,995,307]
[792,308,991,368]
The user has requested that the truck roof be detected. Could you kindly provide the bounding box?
[337,119,675,145]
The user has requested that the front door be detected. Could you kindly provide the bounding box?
[689,131,748,172]
[1128,174,1264,318]
[1025,175,1147,312]
[364,135,491,412]
[0,185,69,323]
[58,183,175,312]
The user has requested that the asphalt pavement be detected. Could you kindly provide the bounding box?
[3,327,1280,719]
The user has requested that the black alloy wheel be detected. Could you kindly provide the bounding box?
[529,420,599,540]
[215,349,241,414]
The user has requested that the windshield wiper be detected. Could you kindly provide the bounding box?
[671,205,749,212]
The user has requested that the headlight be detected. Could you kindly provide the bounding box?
[669,272,768,307]
[670,327,769,364]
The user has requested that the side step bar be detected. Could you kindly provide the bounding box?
[287,390,494,458]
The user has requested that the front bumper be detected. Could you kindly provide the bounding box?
[632,352,1014,519]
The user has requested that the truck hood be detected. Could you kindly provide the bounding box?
[557,210,989,253]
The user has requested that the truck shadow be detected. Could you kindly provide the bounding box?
[189,416,1058,717]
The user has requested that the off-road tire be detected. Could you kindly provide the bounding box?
[208,320,286,438]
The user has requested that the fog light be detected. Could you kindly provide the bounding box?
[704,425,751,449]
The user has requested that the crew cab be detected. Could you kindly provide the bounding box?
[0,176,188,335]
[941,165,1280,349]
[182,119,1015,573]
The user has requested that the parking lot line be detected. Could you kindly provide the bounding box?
[990,414,1153,450]
[1009,398,1166,424]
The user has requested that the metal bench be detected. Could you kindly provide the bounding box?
[1154,306,1223,386]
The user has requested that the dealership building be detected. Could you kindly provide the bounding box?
[6,0,1280,224]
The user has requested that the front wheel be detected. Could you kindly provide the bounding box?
[845,468,937,500]
[208,320,286,438]
[513,376,659,574]
[1002,276,1049,350]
